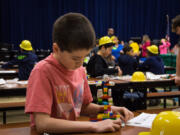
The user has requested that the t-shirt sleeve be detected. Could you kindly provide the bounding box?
[82,69,93,105]
[25,68,53,115]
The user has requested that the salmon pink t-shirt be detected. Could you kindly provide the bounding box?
[25,54,93,126]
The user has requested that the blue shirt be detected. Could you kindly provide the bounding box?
[2,52,38,80]
[139,56,164,74]
[112,44,123,62]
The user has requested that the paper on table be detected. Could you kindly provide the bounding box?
[126,112,157,128]
[0,78,6,85]
[0,70,16,73]
[17,80,28,85]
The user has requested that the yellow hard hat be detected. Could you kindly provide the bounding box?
[131,71,146,82]
[110,36,116,43]
[147,45,158,54]
[19,40,33,51]
[130,42,139,53]
[99,36,114,46]
[139,111,180,135]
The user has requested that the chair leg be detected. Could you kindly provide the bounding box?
[3,111,6,124]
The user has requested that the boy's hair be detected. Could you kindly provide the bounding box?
[53,13,96,52]
[147,50,158,56]
[172,15,180,32]
[123,45,132,55]
[99,44,113,50]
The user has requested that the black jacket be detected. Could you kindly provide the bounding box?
[118,55,138,75]
[87,54,118,77]
[139,56,164,74]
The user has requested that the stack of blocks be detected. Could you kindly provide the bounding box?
[90,81,120,121]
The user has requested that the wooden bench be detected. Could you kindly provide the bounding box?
[0,101,25,124]
[147,91,180,108]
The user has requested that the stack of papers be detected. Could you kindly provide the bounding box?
[126,113,157,128]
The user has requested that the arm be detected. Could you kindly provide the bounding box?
[2,59,18,69]
[175,48,180,85]
[34,112,121,133]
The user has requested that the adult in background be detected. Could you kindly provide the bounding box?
[107,28,115,38]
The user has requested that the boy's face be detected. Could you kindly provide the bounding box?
[101,46,113,57]
[113,37,119,44]
[127,49,134,56]
[53,43,91,70]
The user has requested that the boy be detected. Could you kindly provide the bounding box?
[87,36,122,77]
[139,45,164,106]
[1,40,38,80]
[139,45,164,74]
[172,15,180,85]
[25,13,133,134]
[111,36,123,62]
[118,45,138,75]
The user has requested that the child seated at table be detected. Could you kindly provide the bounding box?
[118,45,138,75]
[25,13,133,134]
[139,45,164,74]
[87,36,122,77]
[139,45,164,106]
[1,40,38,80]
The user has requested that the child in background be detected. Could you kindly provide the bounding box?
[111,36,123,62]
[25,13,133,134]
[139,45,164,106]
[129,41,140,56]
[159,38,171,54]
[118,45,138,75]
[1,40,38,80]
[87,36,122,77]
[142,34,151,57]
[139,45,164,74]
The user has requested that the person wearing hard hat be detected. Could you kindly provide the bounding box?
[87,36,122,77]
[2,40,38,80]
[139,45,164,106]
[139,45,164,74]
[172,15,180,86]
[130,41,140,56]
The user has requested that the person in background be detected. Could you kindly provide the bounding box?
[139,45,164,106]
[111,36,123,62]
[118,45,138,75]
[25,13,133,134]
[139,45,164,74]
[171,44,179,55]
[90,39,99,56]
[87,36,122,77]
[159,38,171,54]
[142,34,151,57]
[172,15,180,85]
[1,40,38,80]
[107,28,115,38]
[129,41,140,57]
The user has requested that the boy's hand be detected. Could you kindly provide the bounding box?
[111,106,134,123]
[93,119,121,133]
[116,66,122,76]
